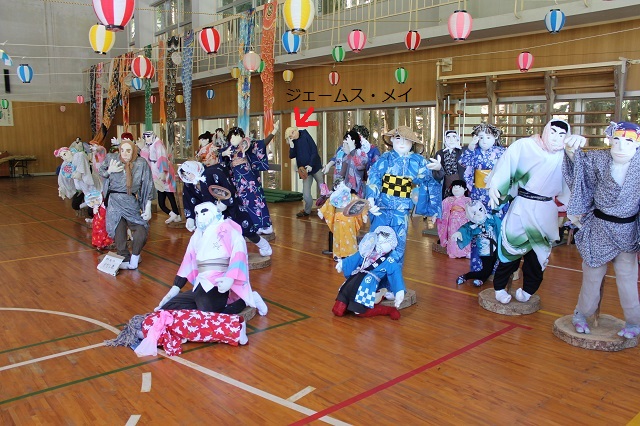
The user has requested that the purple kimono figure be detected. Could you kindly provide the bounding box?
[437,180,471,259]
[339,130,369,198]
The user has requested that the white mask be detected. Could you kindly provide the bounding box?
[120,143,134,163]
[548,125,568,151]
[477,131,496,151]
[143,133,154,146]
[195,202,223,230]
[611,136,639,164]
[444,132,461,150]
[230,134,243,147]
[392,135,412,156]
[343,136,356,154]
[199,138,210,149]
[451,185,465,197]
[465,201,487,224]
[60,150,74,163]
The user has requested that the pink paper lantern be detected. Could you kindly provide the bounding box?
[517,51,534,72]
[347,29,366,53]
[448,10,473,41]
[131,55,155,79]
[243,51,261,72]
[405,30,421,51]
[199,27,221,54]
[76,95,84,104]
[150,95,157,104]
[328,71,339,86]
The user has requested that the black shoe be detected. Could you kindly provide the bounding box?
[321,250,333,256]
[296,210,310,217]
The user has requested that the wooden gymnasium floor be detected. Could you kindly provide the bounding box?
[1,175,640,425]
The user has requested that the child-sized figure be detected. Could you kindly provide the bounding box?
[432,130,467,199]
[196,131,219,166]
[339,130,368,198]
[452,200,501,287]
[353,124,381,167]
[318,178,367,259]
[332,226,404,320]
[437,180,472,259]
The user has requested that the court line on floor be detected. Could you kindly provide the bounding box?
[290,320,531,425]
[0,219,69,227]
[141,372,152,392]
[0,249,96,264]
[0,343,104,372]
[287,386,316,402]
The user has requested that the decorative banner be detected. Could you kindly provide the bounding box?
[238,9,256,134]
[144,45,152,131]
[89,64,97,135]
[97,56,122,144]
[181,30,194,150]
[94,62,104,136]
[0,99,14,126]
[157,39,166,125]
[261,0,277,135]
[166,36,180,157]
[119,52,134,132]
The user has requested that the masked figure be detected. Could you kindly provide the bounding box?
[437,180,472,259]
[196,131,219,166]
[432,130,468,199]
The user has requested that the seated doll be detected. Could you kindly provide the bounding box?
[332,226,405,320]
[452,200,502,287]
[437,180,472,259]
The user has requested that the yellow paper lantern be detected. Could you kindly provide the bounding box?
[230,67,241,79]
[283,0,316,35]
[176,94,184,104]
[283,69,294,83]
[89,24,116,55]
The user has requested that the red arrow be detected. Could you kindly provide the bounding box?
[294,107,319,127]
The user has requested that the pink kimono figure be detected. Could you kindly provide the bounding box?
[437,180,472,258]
[140,131,181,223]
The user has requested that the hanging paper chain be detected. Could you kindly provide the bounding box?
[181,30,194,150]
[261,1,277,135]
[238,9,255,134]
[158,39,166,126]
[144,45,153,131]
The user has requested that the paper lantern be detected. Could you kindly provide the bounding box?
[331,45,345,63]
[206,89,215,99]
[131,55,154,79]
[230,67,241,79]
[517,51,534,72]
[0,49,13,66]
[405,30,421,51]
[176,94,184,104]
[199,27,221,54]
[131,77,143,90]
[60,105,66,112]
[448,10,473,41]
[150,95,156,104]
[347,29,366,53]
[545,9,565,34]
[92,0,135,31]
[171,51,182,65]
[89,24,115,54]
[328,71,339,86]
[243,51,261,72]
[76,95,85,104]
[1,99,8,109]
[282,31,301,54]
[395,67,408,84]
[283,70,294,83]
[283,0,315,35]
[257,60,265,73]
[17,64,33,83]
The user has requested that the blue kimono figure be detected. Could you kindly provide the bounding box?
[366,127,441,264]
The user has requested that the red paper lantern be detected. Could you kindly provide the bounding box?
[448,10,473,41]
[328,71,339,86]
[347,29,366,53]
[131,55,155,79]
[199,27,221,54]
[92,0,135,32]
[76,95,84,104]
[150,95,157,104]
[405,31,421,51]
[517,51,534,72]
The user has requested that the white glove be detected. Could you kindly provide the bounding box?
[111,137,118,146]
[567,214,583,229]
[141,200,152,221]
[288,138,295,149]
[430,214,438,223]
[362,214,368,224]
[367,197,381,216]
[564,134,587,160]
[186,218,196,232]
[58,187,65,199]
[467,135,479,150]
[271,120,280,136]
[322,161,335,175]
[394,290,405,308]
[488,186,501,209]
[221,146,232,157]
[215,277,234,293]
[452,231,462,242]
[155,285,180,311]
[305,165,312,172]
[335,259,343,274]
[317,209,324,220]
[426,155,442,171]
[215,201,227,213]
[107,158,124,175]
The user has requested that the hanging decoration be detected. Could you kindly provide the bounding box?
[150,95,156,103]
[283,69,294,83]
[206,89,215,99]
[131,77,143,90]
[171,51,182,65]
[258,60,266,73]
[60,105,66,112]
[545,9,566,34]
[331,45,345,62]
[77,95,85,104]
[17,64,33,83]
[405,30,421,51]
[176,94,184,103]
[143,45,153,131]
[261,0,277,135]
[283,0,315,35]
[89,24,115,54]
[0,49,13,67]
[1,99,9,109]
[92,0,135,31]
[237,9,255,134]
[328,71,339,86]
[448,10,473,41]
[198,27,221,54]
[158,39,166,125]
[131,55,154,78]
[395,67,408,84]
[243,51,261,72]
[165,36,179,148]
[517,51,534,72]
[347,29,366,52]
[282,30,301,54]
[181,30,195,149]
[231,67,241,79]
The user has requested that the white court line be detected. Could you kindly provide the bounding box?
[0,308,351,426]
[125,414,141,426]
[287,386,316,402]
[0,343,104,372]
[140,372,152,393]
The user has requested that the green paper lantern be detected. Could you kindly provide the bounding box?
[0,99,8,109]
[332,45,345,63]
[395,67,408,84]
[258,60,266,73]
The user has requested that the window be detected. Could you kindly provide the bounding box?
[154,0,192,36]
[360,108,395,155]
[495,102,546,146]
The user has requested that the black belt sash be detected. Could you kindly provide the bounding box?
[517,188,552,202]
[594,209,638,224]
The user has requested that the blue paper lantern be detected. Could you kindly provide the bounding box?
[545,9,565,34]
[17,64,33,83]
[206,89,215,100]
[131,77,143,90]
[282,30,301,54]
